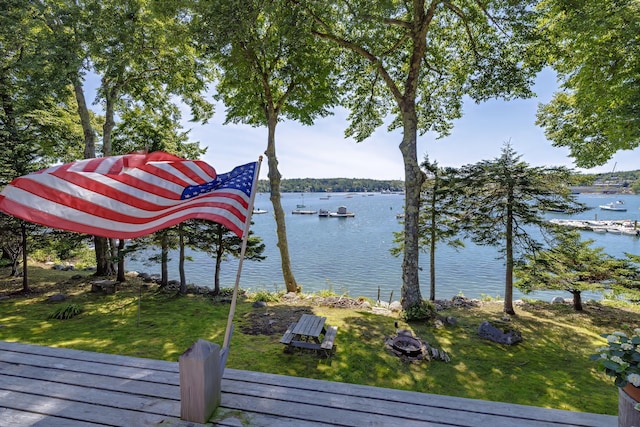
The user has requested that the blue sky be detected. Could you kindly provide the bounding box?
[88,68,639,180]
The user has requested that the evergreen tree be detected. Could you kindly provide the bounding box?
[459,144,585,315]
[392,157,463,302]
[516,230,640,311]
[184,220,265,295]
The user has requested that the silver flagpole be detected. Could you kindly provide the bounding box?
[222,156,262,350]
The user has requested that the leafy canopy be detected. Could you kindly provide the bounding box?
[536,0,640,167]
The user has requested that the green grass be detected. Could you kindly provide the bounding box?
[1,264,638,416]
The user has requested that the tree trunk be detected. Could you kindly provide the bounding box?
[429,175,437,301]
[214,225,223,295]
[571,290,583,311]
[264,110,298,292]
[20,223,30,292]
[160,232,168,287]
[116,239,125,282]
[504,190,516,315]
[179,223,187,294]
[103,91,115,157]
[71,74,110,276]
[94,236,111,277]
[399,106,424,309]
[72,75,95,159]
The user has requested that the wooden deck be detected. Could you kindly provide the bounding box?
[0,340,616,426]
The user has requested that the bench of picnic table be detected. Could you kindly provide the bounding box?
[280,322,297,345]
[321,325,338,351]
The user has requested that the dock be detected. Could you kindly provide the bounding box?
[550,218,640,236]
[0,340,616,426]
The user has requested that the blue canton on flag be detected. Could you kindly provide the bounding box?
[181,162,256,200]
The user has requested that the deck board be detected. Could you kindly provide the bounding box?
[0,340,616,426]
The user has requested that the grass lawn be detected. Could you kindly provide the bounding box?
[1,264,639,416]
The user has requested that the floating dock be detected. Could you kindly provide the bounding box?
[549,218,640,236]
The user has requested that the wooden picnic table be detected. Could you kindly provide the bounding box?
[280,314,338,355]
[292,314,326,343]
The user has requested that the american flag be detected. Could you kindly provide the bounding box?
[0,152,258,238]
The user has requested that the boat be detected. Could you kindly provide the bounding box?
[252,208,268,214]
[599,201,627,211]
[292,209,318,215]
[329,206,355,218]
[318,209,330,217]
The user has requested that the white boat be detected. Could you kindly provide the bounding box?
[318,209,330,217]
[599,201,627,211]
[252,208,268,214]
[292,209,317,215]
[329,206,355,218]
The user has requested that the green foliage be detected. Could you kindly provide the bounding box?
[590,330,640,388]
[536,0,640,167]
[251,289,281,303]
[47,304,83,320]
[401,300,436,322]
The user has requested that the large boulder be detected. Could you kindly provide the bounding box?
[477,320,522,345]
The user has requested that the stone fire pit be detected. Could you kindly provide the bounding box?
[384,329,450,363]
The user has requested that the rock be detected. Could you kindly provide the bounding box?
[253,301,268,308]
[435,316,457,328]
[477,320,522,345]
[389,301,402,312]
[47,294,66,302]
[551,296,565,304]
[71,274,82,280]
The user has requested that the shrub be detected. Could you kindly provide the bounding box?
[401,300,436,322]
[252,289,281,303]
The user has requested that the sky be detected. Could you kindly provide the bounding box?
[90,68,640,181]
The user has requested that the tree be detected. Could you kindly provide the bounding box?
[295,0,543,310]
[391,157,463,301]
[192,0,340,292]
[0,0,83,291]
[459,144,585,314]
[536,0,640,167]
[111,103,207,285]
[185,220,265,295]
[515,230,639,311]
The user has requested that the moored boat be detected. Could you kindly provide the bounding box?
[599,200,627,211]
[292,209,318,215]
[329,206,355,218]
[252,208,268,214]
[318,209,330,217]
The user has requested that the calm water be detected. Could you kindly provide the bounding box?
[126,192,640,301]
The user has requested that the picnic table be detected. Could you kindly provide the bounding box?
[280,314,338,356]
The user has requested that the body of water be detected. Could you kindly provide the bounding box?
[125,192,640,302]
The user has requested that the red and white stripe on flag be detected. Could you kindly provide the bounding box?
[0,152,257,238]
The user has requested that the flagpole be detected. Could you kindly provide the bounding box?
[223,156,262,349]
